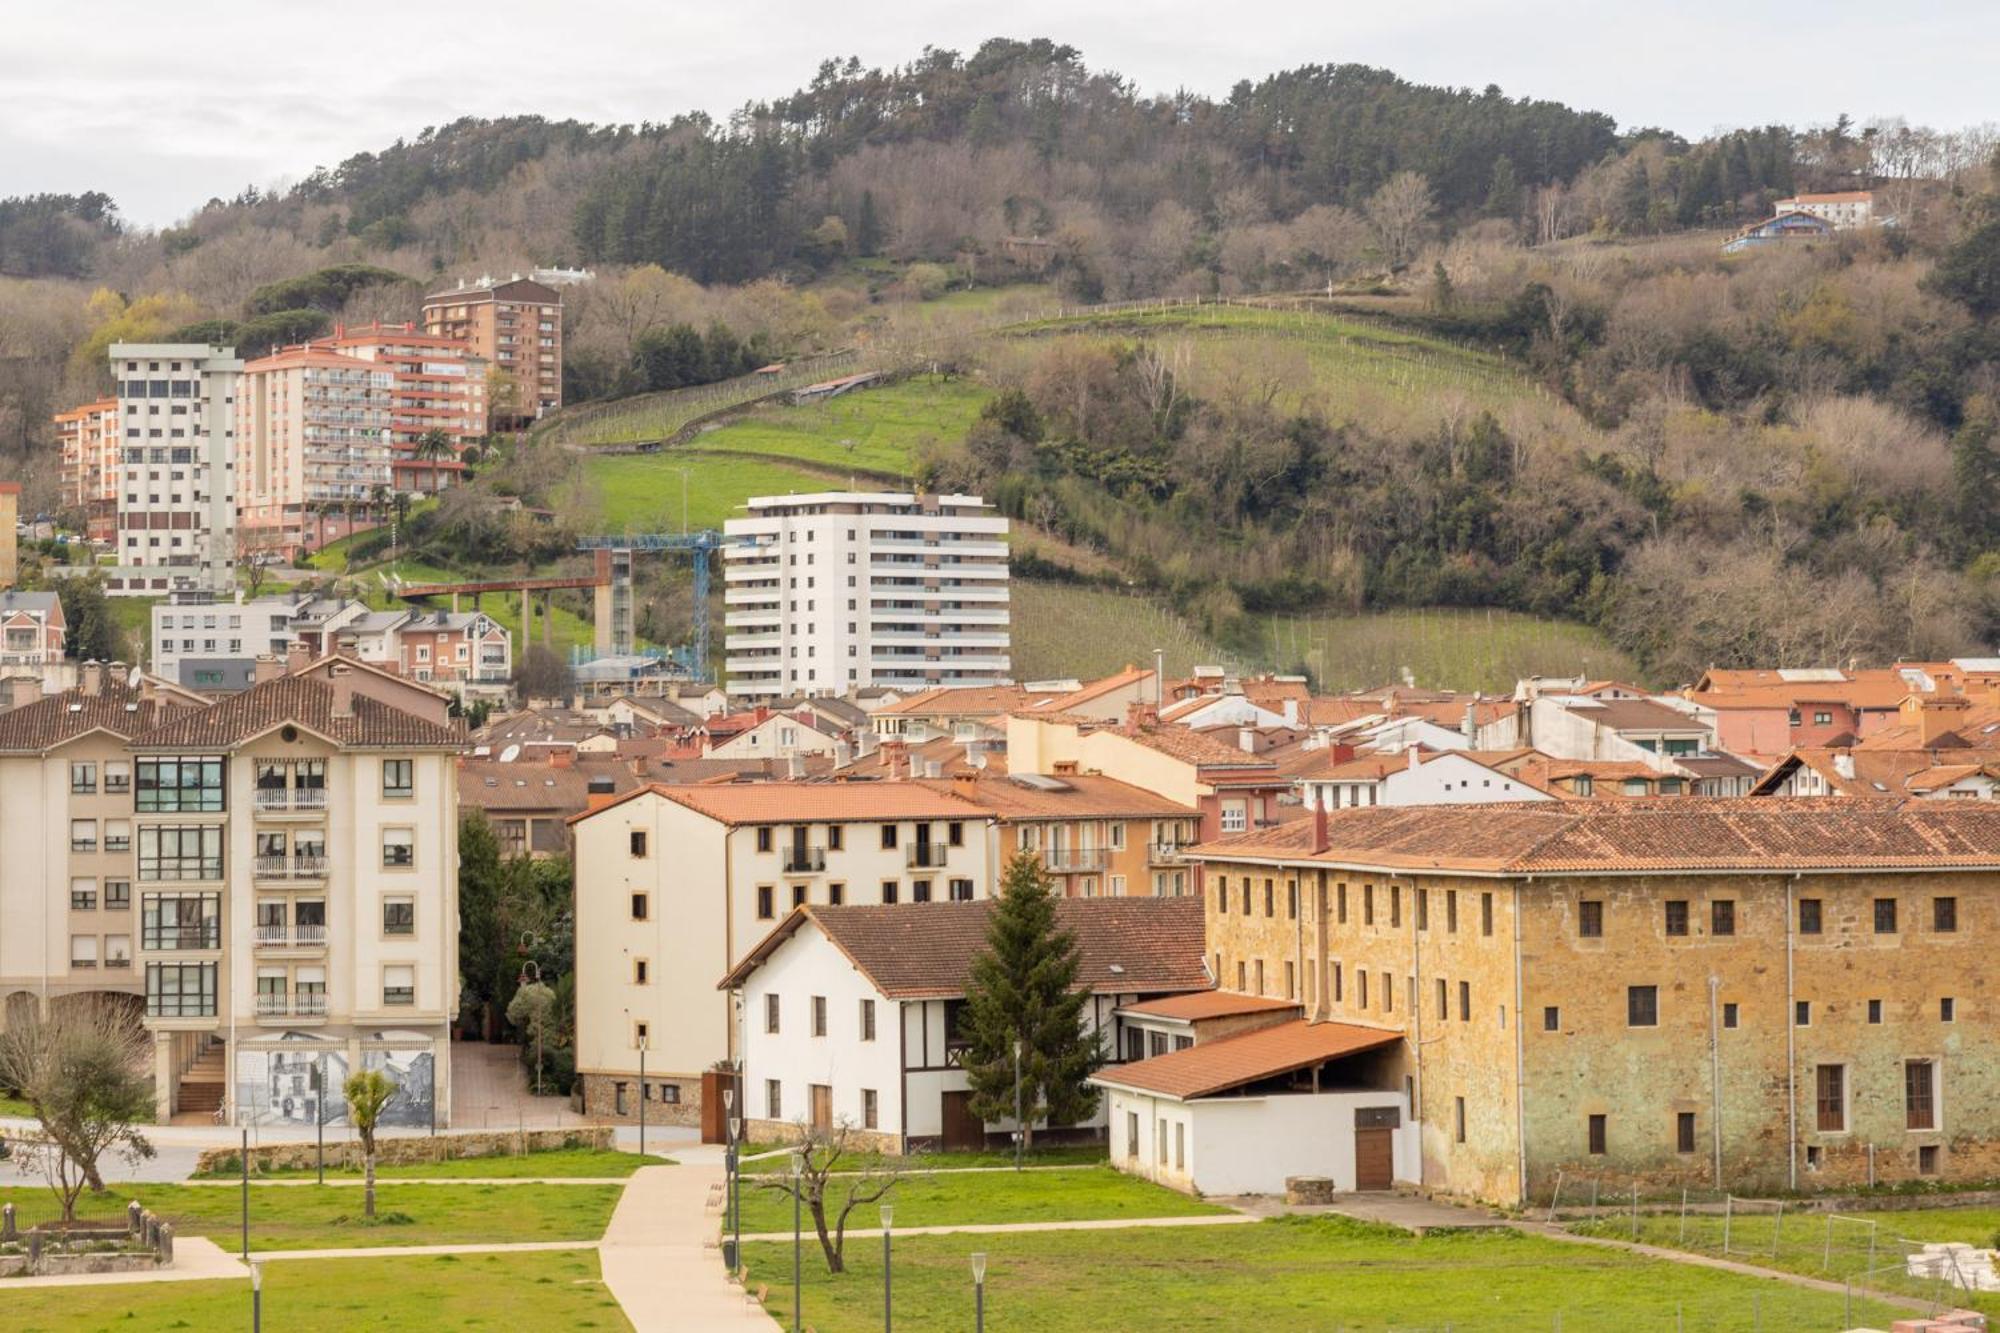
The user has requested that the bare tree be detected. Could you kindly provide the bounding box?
[1364,171,1435,270]
[755,1121,913,1273]
[0,997,154,1222]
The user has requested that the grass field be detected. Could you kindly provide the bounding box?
[339,556,601,660]
[0,1092,32,1117]
[584,451,869,534]
[742,1143,1108,1175]
[742,1214,1903,1332]
[1255,606,1643,693]
[0,1250,631,1332]
[695,374,986,475]
[1009,580,1242,682]
[11,1180,624,1252]
[190,1146,655,1180]
[735,1165,1222,1234]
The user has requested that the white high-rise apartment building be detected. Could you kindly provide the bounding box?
[107,344,244,597]
[723,492,1010,698]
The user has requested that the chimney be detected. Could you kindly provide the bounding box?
[1282,698,1299,727]
[1125,700,1159,732]
[253,654,284,685]
[787,753,804,780]
[1461,700,1477,742]
[1330,742,1356,763]
[286,641,312,676]
[1910,695,1972,746]
[330,663,355,720]
[953,769,978,786]
[585,775,619,812]
[550,749,574,769]
[1832,752,1855,781]
[1238,728,1256,754]
[79,660,103,697]
[1312,802,1330,855]
[1408,747,1421,772]
[3,676,41,711]
[881,738,907,778]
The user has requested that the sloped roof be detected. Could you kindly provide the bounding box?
[572,779,982,826]
[133,674,464,750]
[719,897,1209,997]
[1127,725,1280,771]
[1188,798,2000,874]
[925,772,1196,820]
[1118,992,1302,1022]
[1092,1019,1400,1100]
[876,684,1037,717]
[0,681,177,753]
[1559,697,1706,731]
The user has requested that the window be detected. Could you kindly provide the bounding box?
[1437,977,1449,1019]
[1175,1122,1185,1170]
[1905,1060,1936,1131]
[1337,883,1348,924]
[1264,879,1275,917]
[70,877,97,910]
[1711,900,1735,937]
[104,821,130,853]
[1358,969,1369,1009]
[381,828,414,868]
[1627,985,1658,1027]
[879,824,898,849]
[141,892,219,949]
[1126,1111,1139,1159]
[1919,1145,1940,1175]
[1220,803,1247,834]
[1874,898,1898,934]
[1481,892,1493,937]
[383,897,415,936]
[135,757,225,812]
[104,763,130,794]
[138,825,222,881]
[1815,1064,1845,1132]
[792,884,807,909]
[881,880,898,905]
[949,878,973,902]
[1723,1002,1739,1029]
[827,825,844,852]
[1868,999,1883,1024]
[1941,997,1956,1022]
[811,995,827,1036]
[631,893,649,921]
[1158,1118,1170,1164]
[765,994,781,1034]
[1241,882,1251,916]
[1454,1096,1466,1144]
[635,1022,649,1047]
[1236,960,1247,990]
[1798,898,1822,935]
[1362,884,1375,925]
[862,1088,879,1130]
[70,761,97,794]
[948,821,963,847]
[382,759,414,799]
[1678,1112,1697,1153]
[1389,884,1401,928]
[1664,900,1689,937]
[829,883,845,906]
[1543,1006,1560,1031]
[1458,980,1471,1022]
[70,819,96,853]
[634,959,649,985]
[756,827,774,853]
[1579,900,1603,938]
[145,961,216,1017]
[912,880,932,903]
[630,830,648,858]
[860,999,876,1041]
[1934,897,1958,933]
[104,880,130,909]
[1588,1114,1607,1154]
[70,935,98,969]
[767,1080,782,1118]
[1419,887,1429,930]
[382,965,415,1006]
[757,885,774,919]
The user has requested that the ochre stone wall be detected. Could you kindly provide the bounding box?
[578,1071,702,1127]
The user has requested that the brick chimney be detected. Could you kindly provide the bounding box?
[329,663,355,721]
[1911,695,1972,746]
[1312,801,1330,855]
[550,749,574,770]
[1125,701,1159,732]
[3,676,41,711]
[79,660,103,697]
[585,775,620,813]
[253,655,285,685]
[880,738,907,779]
[286,641,312,676]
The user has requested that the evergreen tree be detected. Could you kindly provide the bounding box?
[1929,217,2000,320]
[1951,397,2000,550]
[1483,156,1520,219]
[959,855,1102,1148]
[855,190,881,258]
[457,812,507,1039]
[49,575,124,663]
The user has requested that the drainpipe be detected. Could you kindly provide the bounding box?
[1708,973,1723,1189]
[1513,877,1529,1209]
[1406,873,1423,1191]
[1785,872,1798,1192]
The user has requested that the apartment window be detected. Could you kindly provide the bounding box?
[881,880,898,904]
[382,759,414,799]
[1934,897,1958,933]
[104,880,130,909]
[1588,1114,1607,1155]
[1796,999,1812,1026]
[767,1080,782,1118]
[829,883,846,906]
[1711,900,1735,937]
[138,825,222,881]
[70,819,96,853]
[1578,900,1603,938]
[1905,1060,1936,1131]
[1363,884,1375,925]
[631,893,649,921]
[1867,999,1883,1024]
[382,897,415,936]
[1874,898,1898,934]
[135,757,225,812]
[1723,1002,1739,1029]
[104,763,130,794]
[70,761,98,794]
[1454,1096,1466,1144]
[1627,985,1658,1027]
[70,877,97,910]
[827,825,843,852]
[1678,1112,1697,1153]
[912,880,932,903]
[1941,997,1956,1022]
[862,1089,879,1130]
[381,828,415,868]
[860,999,876,1041]
[880,824,898,849]
[1458,980,1471,1022]
[765,994,781,1034]
[1337,883,1348,924]
[1798,898,1822,935]
[1481,891,1493,937]
[630,830,649,858]
[141,892,219,949]
[70,935,97,969]
[1664,900,1689,937]
[1543,1005,1559,1031]
[950,878,973,902]
[757,885,774,919]
[104,821,130,853]
[1815,1064,1845,1132]
[792,885,807,909]
[145,961,216,1017]
[948,821,963,847]
[634,959,649,985]
[635,1022,649,1047]
[382,965,415,1007]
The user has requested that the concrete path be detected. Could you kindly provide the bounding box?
[598,1153,777,1331]
[256,1239,599,1262]
[0,1236,247,1288]
[738,1212,1259,1243]
[167,1175,636,1187]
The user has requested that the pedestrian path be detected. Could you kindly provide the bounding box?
[0,1236,246,1288]
[256,1239,599,1261]
[737,1211,1259,1243]
[599,1154,778,1331]
[168,1175,634,1187]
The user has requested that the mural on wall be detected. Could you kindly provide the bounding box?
[363,1034,438,1128]
[234,1036,347,1127]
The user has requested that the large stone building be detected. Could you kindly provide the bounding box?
[106,343,244,596]
[420,274,562,424]
[1186,799,2000,1205]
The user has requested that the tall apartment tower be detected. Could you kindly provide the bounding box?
[309,322,488,491]
[54,398,120,543]
[106,344,244,596]
[419,274,561,425]
[236,346,395,552]
[722,491,1010,698]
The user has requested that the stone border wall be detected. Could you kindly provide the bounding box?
[578,1072,701,1127]
[194,1125,613,1175]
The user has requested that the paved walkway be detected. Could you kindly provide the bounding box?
[599,1153,777,1331]
[450,1040,595,1130]
[0,1236,246,1288]
[172,1175,636,1187]
[738,1212,1259,1243]
[257,1239,599,1262]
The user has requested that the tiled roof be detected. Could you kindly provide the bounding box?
[132,674,465,750]
[1560,697,1706,732]
[574,779,983,826]
[837,735,1002,779]
[0,681,174,753]
[720,897,1208,997]
[876,684,1037,717]
[457,760,642,812]
[924,772,1196,820]
[1117,992,1302,1022]
[1092,1019,1400,1100]
[1127,725,1279,771]
[1188,798,2000,874]
[1047,667,1154,711]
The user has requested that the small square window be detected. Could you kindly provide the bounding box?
[1941,997,1956,1022]
[1867,998,1882,1024]
[1723,1002,1739,1028]
[631,892,649,921]
[630,830,648,857]
[382,759,414,799]
[1796,1000,1811,1026]
[382,897,415,936]
[1542,1005,1559,1031]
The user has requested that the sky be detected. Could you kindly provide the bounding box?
[5,0,1996,227]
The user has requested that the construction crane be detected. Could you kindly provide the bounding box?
[575,531,748,681]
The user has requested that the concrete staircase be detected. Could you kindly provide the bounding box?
[174,1045,226,1123]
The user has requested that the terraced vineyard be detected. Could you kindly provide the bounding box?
[1257,606,1643,693]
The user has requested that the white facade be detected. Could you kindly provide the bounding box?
[107,343,244,597]
[706,712,843,760]
[1773,193,1875,230]
[151,594,300,689]
[1302,752,1555,811]
[723,492,1010,699]
[1104,1086,1418,1196]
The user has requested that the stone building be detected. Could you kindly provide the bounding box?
[1187,798,2000,1206]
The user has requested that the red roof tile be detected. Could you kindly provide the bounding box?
[1094,1019,1400,1099]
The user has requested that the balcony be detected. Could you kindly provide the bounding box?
[255,993,329,1020]
[1043,848,1109,873]
[254,923,328,950]
[1148,843,1190,865]
[254,787,327,814]
[907,844,949,869]
[254,855,328,881]
[783,847,827,874]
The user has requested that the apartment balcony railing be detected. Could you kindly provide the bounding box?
[255,787,328,812]
[1043,847,1109,873]
[783,847,827,874]
[254,923,328,948]
[253,855,328,880]
[1147,843,1191,865]
[906,844,949,869]
[255,993,328,1019]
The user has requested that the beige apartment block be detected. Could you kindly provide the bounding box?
[237,346,395,552]
[420,274,561,424]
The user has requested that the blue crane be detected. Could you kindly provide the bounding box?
[575,531,750,682]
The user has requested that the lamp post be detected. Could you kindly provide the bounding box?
[239,1126,249,1261]
[881,1203,894,1332]
[251,1259,262,1333]
[790,1150,805,1333]
[1013,1037,1023,1171]
[729,1110,743,1277]
[971,1252,987,1333]
[637,1036,647,1159]
[313,1054,325,1186]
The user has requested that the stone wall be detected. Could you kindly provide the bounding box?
[193,1125,613,1175]
[742,1117,901,1157]
[578,1072,701,1127]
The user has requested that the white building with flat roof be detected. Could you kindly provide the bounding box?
[107,344,243,597]
[722,492,1009,699]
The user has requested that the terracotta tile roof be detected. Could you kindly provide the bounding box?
[0,681,177,753]
[923,772,1196,820]
[1188,797,2000,874]
[837,735,1003,779]
[1907,764,2000,793]
[719,897,1209,997]
[133,675,465,750]
[1127,724,1279,771]
[1118,992,1302,1022]
[1047,667,1154,711]
[1559,697,1707,732]
[876,684,1037,717]
[1093,1018,1400,1100]
[574,779,983,826]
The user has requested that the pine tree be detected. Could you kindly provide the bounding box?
[855,190,881,258]
[959,855,1102,1149]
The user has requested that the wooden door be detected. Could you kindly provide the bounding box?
[810,1083,832,1132]
[940,1090,983,1151]
[1353,1126,1394,1191]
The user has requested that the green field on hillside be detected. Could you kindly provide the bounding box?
[1010,580,1241,682]
[585,451,872,534]
[696,374,986,474]
[1257,606,1643,693]
[345,557,600,659]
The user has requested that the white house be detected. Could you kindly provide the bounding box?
[707,709,847,761]
[718,897,1209,1151]
[1526,695,1715,772]
[1296,748,1554,811]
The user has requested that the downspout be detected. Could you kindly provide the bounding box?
[898,1001,910,1155]
[1407,873,1422,1190]
[1708,973,1723,1188]
[1785,871,1798,1192]
[1512,877,1529,1209]
[723,830,736,1065]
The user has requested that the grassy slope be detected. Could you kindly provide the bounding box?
[1255,606,1644,693]
[341,557,600,659]
[1010,580,1242,682]
[742,1215,1902,1332]
[1,1250,631,1332]
[735,1165,1222,1233]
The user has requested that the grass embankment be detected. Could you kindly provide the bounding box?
[343,556,600,659]
[1009,580,1241,682]
[1,1250,631,1331]
[190,1146,656,1181]
[1256,606,1644,693]
[7,1181,623,1252]
[735,1164,1220,1234]
[0,1093,34,1118]
[742,1143,1108,1174]
[744,1214,1902,1331]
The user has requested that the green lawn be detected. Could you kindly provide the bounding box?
[697,374,986,475]
[4,1181,624,1253]
[735,1164,1225,1234]
[189,1146,658,1181]
[585,450,883,534]
[744,1215,1905,1332]
[742,1142,1108,1174]
[343,557,600,659]
[0,1250,631,1331]
[1011,580,1243,682]
[0,1093,32,1118]
[1258,606,1643,693]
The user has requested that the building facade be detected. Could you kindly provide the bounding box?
[106,344,244,596]
[420,275,562,423]
[236,346,396,552]
[0,591,68,672]
[310,322,488,490]
[723,492,1011,699]
[54,398,120,543]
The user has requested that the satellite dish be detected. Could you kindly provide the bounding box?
[498,744,521,763]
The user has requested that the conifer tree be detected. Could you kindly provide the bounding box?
[959,854,1102,1149]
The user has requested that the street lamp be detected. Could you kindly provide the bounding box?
[637,1034,648,1160]
[1013,1037,1024,1171]
[729,1114,744,1275]
[790,1150,805,1333]
[250,1259,263,1333]
[881,1203,894,1332]
[971,1251,988,1333]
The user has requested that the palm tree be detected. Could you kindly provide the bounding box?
[415,429,455,494]
[343,1070,395,1218]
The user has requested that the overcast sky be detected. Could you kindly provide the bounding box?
[6,0,1995,227]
